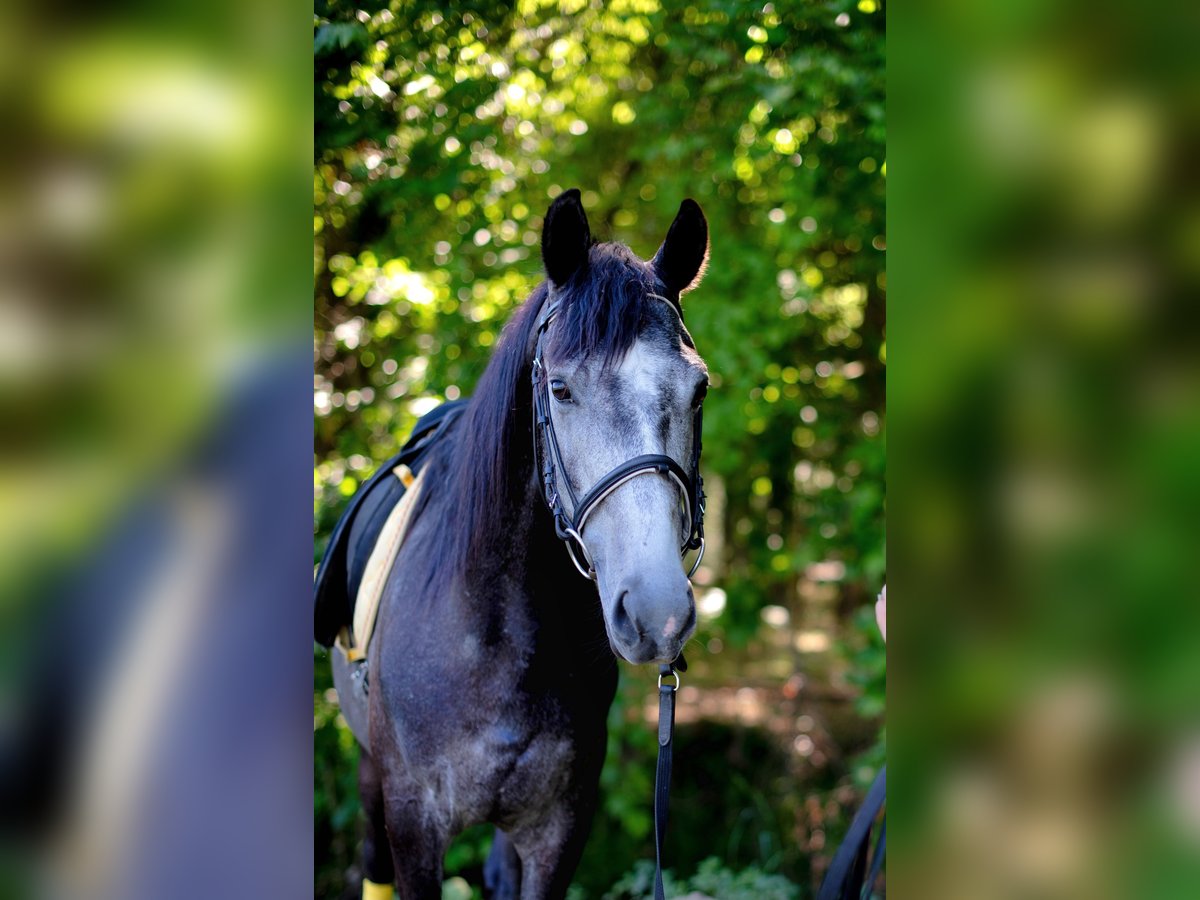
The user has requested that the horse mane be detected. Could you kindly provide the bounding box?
[431,243,661,580]
[547,243,662,366]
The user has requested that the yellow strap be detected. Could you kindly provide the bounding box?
[335,626,363,661]
[354,470,425,652]
[362,879,395,900]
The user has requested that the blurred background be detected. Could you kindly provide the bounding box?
[891,0,1200,898]
[313,1,885,898]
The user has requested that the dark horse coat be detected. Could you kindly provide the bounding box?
[320,190,710,900]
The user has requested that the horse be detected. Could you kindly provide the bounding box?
[328,189,711,900]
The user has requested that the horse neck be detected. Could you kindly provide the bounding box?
[457,454,609,668]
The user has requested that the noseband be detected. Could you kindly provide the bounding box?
[531,293,706,581]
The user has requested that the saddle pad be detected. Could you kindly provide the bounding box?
[346,467,426,659]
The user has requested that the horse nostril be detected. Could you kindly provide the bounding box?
[612,588,647,643]
[613,589,631,632]
[682,603,697,637]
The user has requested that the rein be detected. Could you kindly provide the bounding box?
[530,290,703,896]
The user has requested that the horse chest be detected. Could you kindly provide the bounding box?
[402,701,581,829]
[374,560,616,828]
[484,723,578,823]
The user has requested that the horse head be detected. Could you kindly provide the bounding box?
[535,189,710,665]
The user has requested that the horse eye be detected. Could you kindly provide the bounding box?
[691,380,709,408]
[550,379,572,402]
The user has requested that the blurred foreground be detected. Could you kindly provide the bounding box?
[0,1,311,898]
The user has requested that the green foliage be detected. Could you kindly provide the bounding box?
[604,857,800,900]
[847,604,886,721]
[843,602,886,782]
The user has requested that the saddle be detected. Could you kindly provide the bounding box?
[314,400,466,651]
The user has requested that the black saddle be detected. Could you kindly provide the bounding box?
[314,400,466,648]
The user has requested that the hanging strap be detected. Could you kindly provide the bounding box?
[653,663,679,900]
[864,819,886,897]
[816,765,887,900]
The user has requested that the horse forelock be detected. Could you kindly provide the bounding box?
[548,243,668,367]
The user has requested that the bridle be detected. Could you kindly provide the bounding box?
[530,291,706,582]
[530,286,704,900]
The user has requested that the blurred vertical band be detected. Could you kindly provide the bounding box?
[892,0,1200,897]
[0,0,311,898]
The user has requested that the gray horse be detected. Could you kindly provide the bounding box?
[332,189,710,899]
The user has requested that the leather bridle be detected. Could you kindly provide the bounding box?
[530,292,706,582]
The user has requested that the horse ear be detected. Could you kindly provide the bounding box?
[652,199,709,296]
[541,188,592,287]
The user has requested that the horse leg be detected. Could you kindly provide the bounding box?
[359,752,395,898]
[380,775,448,900]
[483,828,522,900]
[508,801,594,900]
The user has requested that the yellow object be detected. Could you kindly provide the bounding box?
[362,879,394,900]
[335,626,364,662]
[354,469,425,653]
[334,469,425,666]
[393,463,415,487]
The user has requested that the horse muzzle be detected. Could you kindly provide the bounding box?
[605,576,697,665]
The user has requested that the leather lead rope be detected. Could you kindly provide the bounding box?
[654,663,679,900]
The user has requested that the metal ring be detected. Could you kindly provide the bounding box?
[562,525,596,581]
[686,536,706,579]
[657,669,680,691]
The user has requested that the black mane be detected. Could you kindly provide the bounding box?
[547,243,666,365]
[432,243,664,578]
